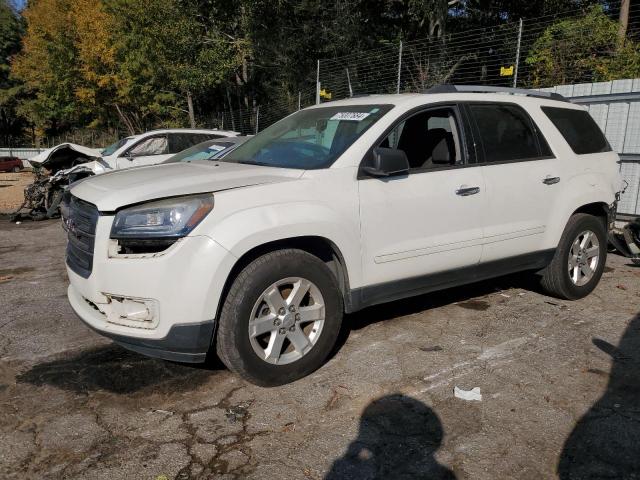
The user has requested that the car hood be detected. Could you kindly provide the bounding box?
[70,161,304,211]
[29,143,103,172]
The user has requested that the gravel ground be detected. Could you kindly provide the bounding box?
[0,172,33,213]
[0,219,639,479]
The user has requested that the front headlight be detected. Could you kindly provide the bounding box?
[110,194,214,240]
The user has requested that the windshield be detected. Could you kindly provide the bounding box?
[164,140,238,163]
[102,136,134,156]
[222,104,393,169]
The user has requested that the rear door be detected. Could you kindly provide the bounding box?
[465,102,561,262]
[358,105,487,300]
[168,133,221,154]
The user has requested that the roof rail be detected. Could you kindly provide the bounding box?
[425,84,568,102]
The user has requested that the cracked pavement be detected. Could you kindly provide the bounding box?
[0,219,639,479]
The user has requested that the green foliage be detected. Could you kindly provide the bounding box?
[0,0,27,145]
[0,0,23,88]
[526,5,640,86]
[2,0,638,142]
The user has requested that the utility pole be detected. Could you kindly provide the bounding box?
[316,60,321,105]
[513,18,523,88]
[346,68,353,97]
[255,106,259,134]
[396,41,403,94]
[618,0,630,45]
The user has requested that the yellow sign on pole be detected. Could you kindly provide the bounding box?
[320,88,332,100]
[500,66,514,77]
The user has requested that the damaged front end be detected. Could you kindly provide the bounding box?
[609,217,640,265]
[10,143,108,221]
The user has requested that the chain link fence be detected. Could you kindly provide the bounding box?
[317,4,640,102]
[198,88,317,136]
[216,3,640,133]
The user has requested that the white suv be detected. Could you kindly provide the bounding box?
[63,86,622,386]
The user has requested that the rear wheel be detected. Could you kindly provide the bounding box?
[11,166,20,173]
[540,213,607,300]
[216,249,343,386]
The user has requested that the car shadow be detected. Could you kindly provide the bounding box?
[558,314,640,478]
[325,394,455,479]
[332,270,543,357]
[17,344,223,395]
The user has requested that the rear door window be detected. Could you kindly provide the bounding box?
[541,106,612,154]
[169,133,224,153]
[468,103,551,163]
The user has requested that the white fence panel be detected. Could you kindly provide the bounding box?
[0,148,44,160]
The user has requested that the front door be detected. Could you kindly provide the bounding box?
[118,134,170,168]
[358,105,487,303]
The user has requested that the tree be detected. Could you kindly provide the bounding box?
[0,0,26,145]
[526,5,640,87]
[104,0,238,133]
[11,0,85,134]
[71,0,120,129]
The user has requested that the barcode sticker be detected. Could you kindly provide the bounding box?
[330,112,371,121]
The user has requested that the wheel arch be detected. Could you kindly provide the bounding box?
[214,236,354,326]
[571,201,609,223]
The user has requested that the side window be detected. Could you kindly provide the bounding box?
[127,135,168,157]
[541,106,612,155]
[168,133,192,153]
[469,104,546,162]
[379,107,462,171]
[169,134,224,153]
[201,134,222,141]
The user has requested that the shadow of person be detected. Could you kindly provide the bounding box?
[325,394,455,480]
[558,314,640,479]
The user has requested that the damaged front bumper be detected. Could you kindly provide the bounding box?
[66,215,237,362]
[68,285,215,362]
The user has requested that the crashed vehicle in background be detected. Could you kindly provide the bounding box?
[11,143,102,221]
[11,128,239,221]
[609,216,640,265]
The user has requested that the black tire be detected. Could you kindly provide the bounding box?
[45,188,64,218]
[12,166,20,173]
[540,213,607,300]
[216,249,343,386]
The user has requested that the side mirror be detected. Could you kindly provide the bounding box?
[362,147,409,178]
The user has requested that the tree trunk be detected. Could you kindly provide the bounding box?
[225,87,236,132]
[187,91,196,128]
[114,104,136,136]
[429,0,451,40]
[618,0,630,45]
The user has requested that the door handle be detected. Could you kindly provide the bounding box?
[455,186,480,196]
[543,176,560,185]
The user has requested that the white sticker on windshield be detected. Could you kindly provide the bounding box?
[330,112,371,121]
[207,145,226,152]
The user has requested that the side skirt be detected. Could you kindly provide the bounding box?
[346,249,555,312]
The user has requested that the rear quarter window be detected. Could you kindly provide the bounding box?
[541,106,611,155]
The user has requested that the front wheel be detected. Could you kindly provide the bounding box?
[540,213,607,300]
[11,166,20,173]
[216,249,343,386]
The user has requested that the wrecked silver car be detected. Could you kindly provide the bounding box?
[11,143,104,221]
[10,129,239,221]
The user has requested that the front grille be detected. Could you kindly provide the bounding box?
[62,194,99,278]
